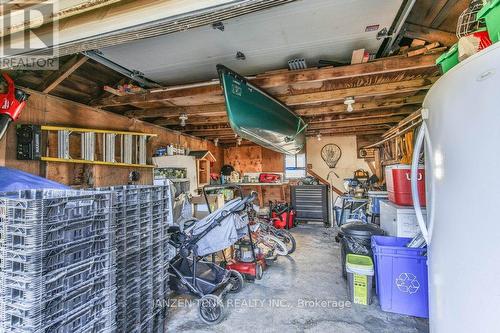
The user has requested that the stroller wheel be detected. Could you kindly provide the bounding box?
[255,263,264,280]
[198,294,225,325]
[228,270,244,293]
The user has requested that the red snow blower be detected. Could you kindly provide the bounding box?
[0,73,29,141]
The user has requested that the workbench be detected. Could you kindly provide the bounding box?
[234,182,290,207]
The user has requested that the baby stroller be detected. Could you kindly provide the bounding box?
[168,192,257,324]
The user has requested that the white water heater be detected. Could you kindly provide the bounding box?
[411,43,500,332]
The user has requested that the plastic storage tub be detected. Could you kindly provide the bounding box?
[478,0,500,43]
[346,254,374,305]
[436,44,459,74]
[385,164,426,206]
[371,236,429,318]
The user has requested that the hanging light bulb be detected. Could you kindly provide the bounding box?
[344,97,355,113]
[317,133,322,141]
[237,137,242,146]
[179,113,188,126]
[214,138,219,147]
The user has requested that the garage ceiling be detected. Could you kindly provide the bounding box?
[99,0,404,85]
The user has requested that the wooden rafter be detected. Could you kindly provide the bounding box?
[295,93,426,116]
[306,116,405,131]
[181,115,403,135]
[404,23,458,47]
[281,77,438,106]
[39,55,89,93]
[251,53,440,87]
[197,125,390,139]
[155,116,228,126]
[94,54,440,108]
[158,105,417,127]
[125,104,227,118]
[306,106,417,124]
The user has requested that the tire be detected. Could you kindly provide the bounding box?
[263,234,288,256]
[198,294,225,325]
[255,263,264,280]
[275,230,296,255]
[228,270,244,293]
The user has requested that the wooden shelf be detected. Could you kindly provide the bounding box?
[42,157,155,168]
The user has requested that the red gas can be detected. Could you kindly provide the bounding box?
[385,164,426,206]
[287,210,296,229]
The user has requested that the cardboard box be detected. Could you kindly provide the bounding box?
[351,49,370,64]
[192,194,225,219]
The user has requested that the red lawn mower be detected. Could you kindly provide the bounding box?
[0,73,29,141]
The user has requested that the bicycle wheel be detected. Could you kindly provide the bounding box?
[275,229,296,255]
[262,234,288,256]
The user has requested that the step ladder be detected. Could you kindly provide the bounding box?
[41,126,157,168]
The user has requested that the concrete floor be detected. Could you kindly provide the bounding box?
[165,225,429,333]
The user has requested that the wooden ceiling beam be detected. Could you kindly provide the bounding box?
[294,93,426,116]
[189,125,390,138]
[295,94,425,117]
[155,116,229,126]
[282,77,438,106]
[94,84,222,107]
[39,55,89,93]
[94,54,440,108]
[181,116,403,135]
[306,116,405,131]
[124,104,227,118]
[306,106,417,124]
[164,106,417,127]
[308,129,387,137]
[253,53,440,87]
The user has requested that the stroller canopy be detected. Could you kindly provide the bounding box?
[191,198,249,257]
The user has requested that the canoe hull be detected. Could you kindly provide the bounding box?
[217,65,306,155]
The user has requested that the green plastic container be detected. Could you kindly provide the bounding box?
[478,0,500,43]
[346,254,374,305]
[436,44,459,74]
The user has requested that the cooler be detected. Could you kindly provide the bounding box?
[385,164,426,206]
[379,200,427,238]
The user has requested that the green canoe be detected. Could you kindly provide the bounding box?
[217,65,307,155]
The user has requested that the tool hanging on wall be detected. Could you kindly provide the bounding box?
[0,73,29,141]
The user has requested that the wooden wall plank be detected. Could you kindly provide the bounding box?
[0,91,216,187]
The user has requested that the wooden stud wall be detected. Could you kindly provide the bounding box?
[0,91,224,187]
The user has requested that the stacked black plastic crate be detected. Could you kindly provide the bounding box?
[0,190,116,333]
[100,185,174,333]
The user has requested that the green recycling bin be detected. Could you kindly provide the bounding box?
[478,0,500,43]
[346,254,374,305]
[436,44,459,74]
